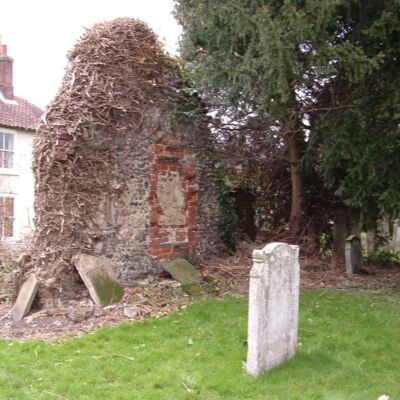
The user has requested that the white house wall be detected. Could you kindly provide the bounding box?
[0,126,35,241]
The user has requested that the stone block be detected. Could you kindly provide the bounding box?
[73,254,124,307]
[246,242,300,376]
[10,274,39,322]
[393,219,400,252]
[124,306,139,318]
[345,235,363,274]
[157,171,185,226]
[163,258,202,285]
[68,307,93,323]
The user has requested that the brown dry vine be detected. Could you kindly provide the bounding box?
[31,18,178,301]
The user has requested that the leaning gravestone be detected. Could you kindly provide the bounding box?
[10,274,39,321]
[163,258,202,285]
[73,254,123,307]
[345,235,363,274]
[393,220,400,252]
[246,242,300,376]
[163,258,203,294]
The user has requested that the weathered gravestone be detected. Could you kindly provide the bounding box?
[392,219,400,252]
[73,254,123,307]
[163,258,202,285]
[345,235,363,274]
[246,242,300,376]
[10,274,39,322]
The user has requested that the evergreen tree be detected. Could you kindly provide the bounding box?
[311,1,400,226]
[175,0,400,243]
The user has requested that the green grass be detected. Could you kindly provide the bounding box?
[0,290,399,399]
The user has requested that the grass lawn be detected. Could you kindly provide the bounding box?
[0,290,399,399]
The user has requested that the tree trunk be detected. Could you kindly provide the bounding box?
[287,130,304,238]
[333,206,360,259]
[232,188,257,241]
[333,207,348,259]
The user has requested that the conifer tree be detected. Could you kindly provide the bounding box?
[175,0,400,241]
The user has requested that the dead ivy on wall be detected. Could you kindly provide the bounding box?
[32,18,178,299]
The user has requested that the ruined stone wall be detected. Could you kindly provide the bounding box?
[31,18,221,295]
[90,104,220,286]
[174,112,221,262]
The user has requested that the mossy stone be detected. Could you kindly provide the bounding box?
[92,275,124,307]
[73,253,124,307]
[181,283,203,295]
[163,258,202,285]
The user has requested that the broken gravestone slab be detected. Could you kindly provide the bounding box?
[247,242,300,376]
[73,254,124,307]
[163,258,202,286]
[11,274,39,322]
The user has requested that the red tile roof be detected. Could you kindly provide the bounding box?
[0,95,42,131]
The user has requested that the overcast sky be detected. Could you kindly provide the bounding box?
[1,0,181,108]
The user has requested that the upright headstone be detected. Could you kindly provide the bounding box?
[366,231,375,254]
[345,235,363,274]
[246,242,300,376]
[360,231,374,255]
[377,217,391,249]
[392,220,400,252]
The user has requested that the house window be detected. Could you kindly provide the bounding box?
[0,132,14,169]
[0,197,14,237]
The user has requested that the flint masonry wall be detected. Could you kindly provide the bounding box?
[32,19,221,295]
[88,105,220,285]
